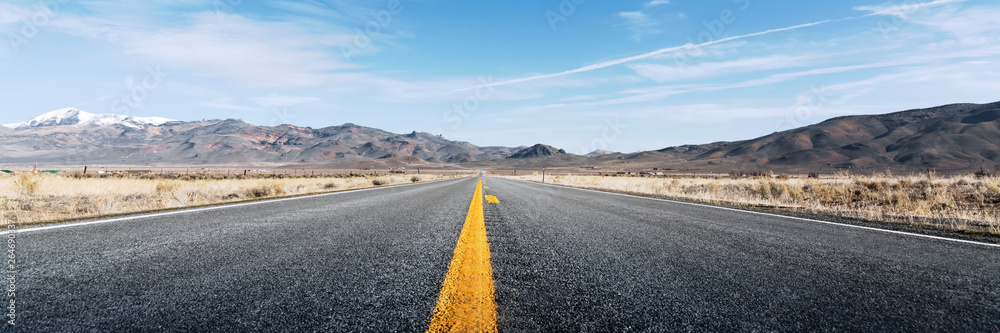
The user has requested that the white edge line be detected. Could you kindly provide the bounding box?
[16,177,469,234]
[505,178,1000,249]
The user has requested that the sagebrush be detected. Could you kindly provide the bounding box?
[504,173,1000,235]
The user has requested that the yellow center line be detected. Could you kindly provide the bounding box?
[485,195,499,204]
[427,179,497,332]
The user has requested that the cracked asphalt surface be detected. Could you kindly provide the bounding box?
[7,177,1000,331]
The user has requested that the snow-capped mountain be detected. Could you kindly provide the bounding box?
[2,108,175,130]
[585,149,618,157]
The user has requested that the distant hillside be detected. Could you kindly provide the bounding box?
[585,149,617,157]
[650,102,1000,172]
[3,102,997,173]
[507,144,566,159]
[0,111,520,165]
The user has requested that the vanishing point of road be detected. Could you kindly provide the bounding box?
[8,177,1000,331]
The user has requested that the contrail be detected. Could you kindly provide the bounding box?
[449,0,961,93]
[450,19,835,93]
[856,0,965,17]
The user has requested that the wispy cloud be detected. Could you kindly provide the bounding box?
[250,93,321,108]
[198,99,262,111]
[855,0,966,17]
[119,14,355,88]
[452,18,835,92]
[17,1,415,90]
[266,0,352,20]
[629,55,815,82]
[0,3,30,25]
[450,0,976,94]
[512,46,1000,116]
[618,11,660,41]
[646,0,672,6]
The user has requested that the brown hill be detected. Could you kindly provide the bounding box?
[646,102,1000,173]
[507,144,566,159]
[0,118,519,166]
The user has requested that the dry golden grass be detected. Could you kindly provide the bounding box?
[0,172,459,225]
[502,173,1000,235]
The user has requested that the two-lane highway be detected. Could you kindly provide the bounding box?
[6,176,1000,331]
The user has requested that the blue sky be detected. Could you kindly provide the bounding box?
[1,0,998,154]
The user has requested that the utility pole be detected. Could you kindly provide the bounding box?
[542,168,545,183]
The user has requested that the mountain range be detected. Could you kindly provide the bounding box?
[0,108,524,166]
[1,102,998,173]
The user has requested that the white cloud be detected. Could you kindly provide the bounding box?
[197,96,261,111]
[854,0,966,17]
[629,55,814,82]
[452,19,833,93]
[618,11,648,21]
[646,0,672,6]
[266,0,352,20]
[43,11,366,88]
[198,101,261,111]
[250,93,321,108]
[119,13,356,88]
[618,11,660,41]
[33,2,411,90]
[632,104,797,122]
[913,5,1000,46]
[0,3,30,25]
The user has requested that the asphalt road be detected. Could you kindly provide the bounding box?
[12,178,476,331]
[6,176,1000,331]
[483,177,1000,331]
